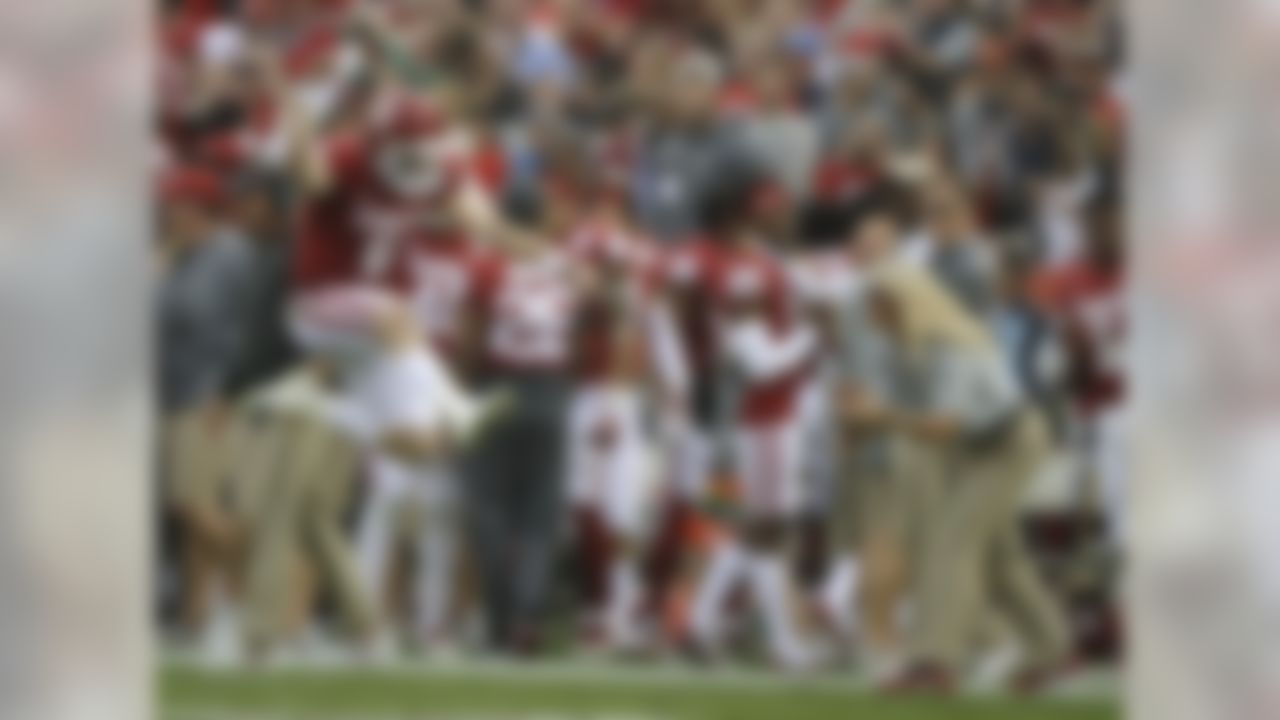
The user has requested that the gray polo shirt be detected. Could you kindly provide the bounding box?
[924,341,1023,435]
[158,228,255,413]
[836,295,1022,457]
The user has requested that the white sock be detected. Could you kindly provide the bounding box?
[819,554,861,641]
[415,523,455,643]
[354,492,394,615]
[748,551,808,665]
[605,557,643,648]
[690,539,748,646]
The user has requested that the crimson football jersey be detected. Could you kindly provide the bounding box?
[706,241,795,332]
[706,242,815,426]
[475,249,582,372]
[406,231,493,360]
[291,133,422,293]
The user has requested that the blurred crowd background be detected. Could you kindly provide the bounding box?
[156,0,1125,689]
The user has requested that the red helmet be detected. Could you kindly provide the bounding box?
[370,96,459,204]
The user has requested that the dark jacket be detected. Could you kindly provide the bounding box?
[157,229,255,412]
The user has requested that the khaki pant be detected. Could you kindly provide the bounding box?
[833,434,944,571]
[911,412,1070,671]
[165,408,232,512]
[165,406,241,630]
[831,434,945,653]
[231,389,372,650]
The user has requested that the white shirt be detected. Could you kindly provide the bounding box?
[337,349,459,500]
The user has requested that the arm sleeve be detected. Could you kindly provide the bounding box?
[723,318,817,383]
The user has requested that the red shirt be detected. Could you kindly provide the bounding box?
[475,249,581,373]
[706,242,794,331]
[707,243,813,425]
[406,231,492,360]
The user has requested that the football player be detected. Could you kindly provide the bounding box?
[563,194,668,653]
[685,174,821,670]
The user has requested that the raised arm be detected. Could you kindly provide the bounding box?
[450,177,550,256]
[250,42,334,196]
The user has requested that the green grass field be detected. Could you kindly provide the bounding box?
[162,661,1120,720]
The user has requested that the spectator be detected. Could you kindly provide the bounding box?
[631,49,754,241]
[738,56,818,201]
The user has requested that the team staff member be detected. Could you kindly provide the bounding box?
[232,366,368,662]
[827,214,921,674]
[157,166,256,649]
[856,264,1070,693]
